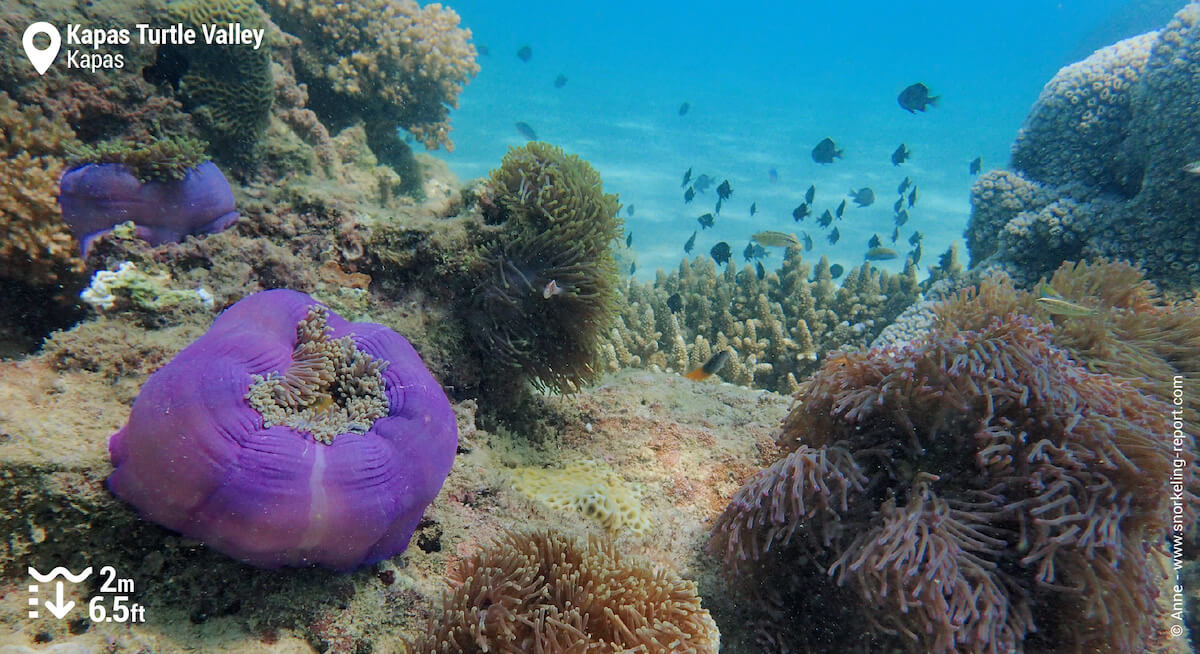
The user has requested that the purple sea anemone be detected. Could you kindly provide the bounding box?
[107,289,458,570]
[58,161,238,255]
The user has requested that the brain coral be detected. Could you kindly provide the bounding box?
[410,529,719,653]
[967,4,1200,291]
[107,289,458,570]
[263,0,478,152]
[711,287,1184,652]
[468,142,622,394]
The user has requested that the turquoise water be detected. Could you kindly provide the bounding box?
[441,0,1177,280]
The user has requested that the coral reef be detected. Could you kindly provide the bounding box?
[263,0,479,152]
[163,0,274,164]
[601,249,922,393]
[59,160,239,255]
[511,459,651,534]
[467,142,623,394]
[409,528,720,653]
[967,5,1200,291]
[711,282,1188,652]
[108,289,458,570]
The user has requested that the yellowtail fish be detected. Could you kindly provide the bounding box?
[752,231,801,248]
[864,247,898,261]
[684,350,730,381]
[1036,283,1096,317]
[543,279,564,299]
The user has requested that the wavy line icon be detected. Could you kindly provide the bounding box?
[28,566,92,583]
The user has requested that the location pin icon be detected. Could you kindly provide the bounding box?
[22,22,61,76]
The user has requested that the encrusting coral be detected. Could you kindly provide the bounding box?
[263,0,479,152]
[510,459,651,534]
[601,248,921,393]
[710,271,1190,652]
[966,4,1200,292]
[467,142,623,394]
[409,528,720,653]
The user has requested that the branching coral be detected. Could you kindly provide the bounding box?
[263,0,479,152]
[0,91,82,285]
[601,249,923,393]
[711,283,1187,652]
[409,529,719,653]
[467,142,622,393]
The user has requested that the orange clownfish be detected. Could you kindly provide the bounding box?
[684,349,731,381]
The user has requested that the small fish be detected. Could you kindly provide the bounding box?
[894,209,909,226]
[805,185,816,205]
[891,143,911,166]
[543,279,565,299]
[517,45,533,62]
[717,179,733,201]
[1183,160,1200,175]
[679,102,690,116]
[515,121,538,140]
[554,73,568,88]
[477,44,490,56]
[742,242,768,261]
[715,197,724,215]
[693,175,715,193]
[792,202,811,222]
[893,197,904,213]
[836,199,846,218]
[800,231,813,251]
[908,187,918,208]
[752,230,801,248]
[970,156,982,175]
[812,138,843,164]
[684,230,697,253]
[865,247,898,261]
[908,231,923,246]
[891,226,900,243]
[684,349,730,381]
[630,261,636,275]
[768,168,779,184]
[1036,284,1097,317]
[667,293,683,313]
[868,234,882,249]
[710,241,732,266]
[830,263,844,279]
[828,226,840,244]
[743,242,756,262]
[750,202,757,216]
[756,261,766,280]
[627,205,635,217]
[849,187,875,207]
[898,82,939,113]
[818,209,834,228]
[898,176,912,195]
[682,167,693,188]
[698,213,715,229]
[626,232,633,247]
[911,243,923,266]
[684,187,696,203]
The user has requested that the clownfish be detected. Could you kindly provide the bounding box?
[684,350,731,381]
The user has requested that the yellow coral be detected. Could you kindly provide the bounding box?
[511,460,650,534]
[0,91,82,285]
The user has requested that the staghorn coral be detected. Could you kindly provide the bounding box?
[467,142,622,394]
[164,0,274,164]
[967,5,1200,291]
[0,91,82,286]
[409,528,720,653]
[710,288,1188,652]
[263,0,478,152]
[600,249,921,393]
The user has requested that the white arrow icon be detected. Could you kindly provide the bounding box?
[22,22,61,76]
[43,581,73,619]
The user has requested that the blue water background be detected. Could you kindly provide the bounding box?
[438,1,1178,281]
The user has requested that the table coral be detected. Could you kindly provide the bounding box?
[409,528,720,653]
[107,289,458,570]
[263,0,479,152]
[967,4,1200,291]
[601,249,921,393]
[710,280,1188,652]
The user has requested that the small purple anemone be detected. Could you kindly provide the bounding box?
[58,161,239,255]
[107,289,458,570]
